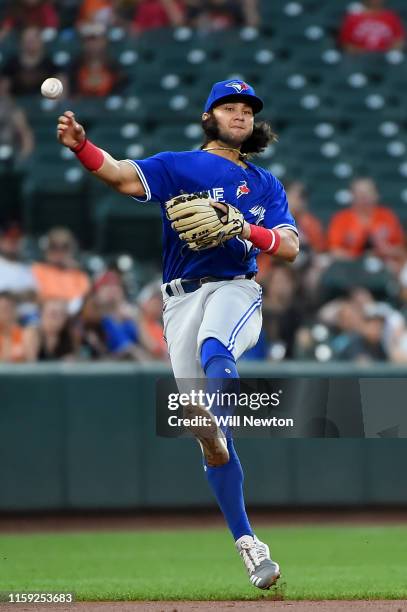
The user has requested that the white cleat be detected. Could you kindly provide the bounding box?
[236,534,281,590]
[183,403,229,467]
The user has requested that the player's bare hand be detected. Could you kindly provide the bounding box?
[57,111,85,149]
[211,200,248,237]
[210,200,229,223]
[210,200,228,215]
[210,199,239,220]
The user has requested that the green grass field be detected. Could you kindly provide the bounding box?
[0,525,406,601]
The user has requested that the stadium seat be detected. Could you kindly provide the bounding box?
[320,259,399,302]
[87,124,151,160]
[311,3,347,30]
[267,89,338,124]
[0,163,24,227]
[93,193,162,264]
[0,29,18,66]
[151,125,199,151]
[47,34,80,68]
[22,162,90,244]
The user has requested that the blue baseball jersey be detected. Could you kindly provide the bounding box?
[125,151,297,283]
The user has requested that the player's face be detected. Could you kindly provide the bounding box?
[211,102,254,146]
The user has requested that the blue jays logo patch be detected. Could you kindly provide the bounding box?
[236,181,250,198]
[226,81,250,94]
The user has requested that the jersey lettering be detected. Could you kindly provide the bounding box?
[209,187,225,202]
[249,205,266,225]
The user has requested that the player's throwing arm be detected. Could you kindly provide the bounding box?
[57,111,145,198]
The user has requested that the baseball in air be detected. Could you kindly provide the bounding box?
[41,77,63,99]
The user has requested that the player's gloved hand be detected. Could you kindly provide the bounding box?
[164,192,245,251]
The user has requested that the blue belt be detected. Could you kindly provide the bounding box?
[165,273,255,297]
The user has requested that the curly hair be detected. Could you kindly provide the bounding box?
[201,111,277,159]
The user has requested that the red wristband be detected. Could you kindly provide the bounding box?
[71,138,105,172]
[249,224,281,254]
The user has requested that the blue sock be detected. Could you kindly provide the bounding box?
[205,437,254,540]
[202,339,239,438]
[201,337,239,382]
[200,338,254,541]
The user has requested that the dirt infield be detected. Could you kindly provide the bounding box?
[0,601,406,612]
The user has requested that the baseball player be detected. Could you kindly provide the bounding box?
[57,79,299,590]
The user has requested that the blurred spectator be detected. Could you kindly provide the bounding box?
[0,292,36,362]
[388,315,407,363]
[325,298,363,358]
[94,270,149,360]
[132,0,185,33]
[0,78,34,226]
[319,287,383,324]
[349,288,404,353]
[137,280,168,360]
[327,177,405,260]
[2,26,59,96]
[256,180,326,312]
[0,225,37,300]
[0,0,59,40]
[348,305,387,362]
[32,227,90,310]
[31,299,78,360]
[285,181,326,253]
[260,263,304,360]
[69,22,127,96]
[339,0,405,53]
[185,0,258,31]
[397,247,407,306]
[319,290,391,362]
[336,302,387,362]
[77,0,117,27]
[78,292,109,359]
[0,78,34,162]
[241,0,259,28]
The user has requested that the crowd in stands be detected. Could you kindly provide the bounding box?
[0,0,260,36]
[0,0,405,46]
[0,224,168,361]
[0,1,405,105]
[245,176,407,364]
[1,0,407,364]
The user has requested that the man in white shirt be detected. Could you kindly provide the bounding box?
[0,227,37,300]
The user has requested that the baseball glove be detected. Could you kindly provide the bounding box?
[164,191,245,251]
